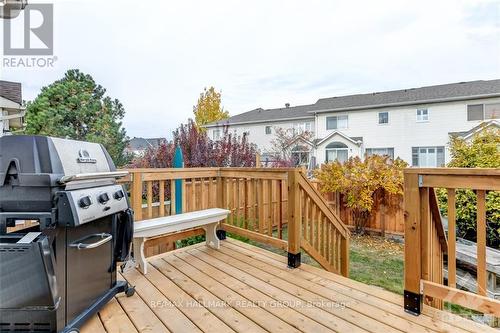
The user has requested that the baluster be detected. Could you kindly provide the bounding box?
[278,179,283,239]
[258,179,264,233]
[181,177,186,213]
[234,178,242,228]
[201,177,206,210]
[228,178,234,225]
[191,178,197,211]
[208,176,214,208]
[304,196,310,241]
[477,190,487,296]
[159,180,165,217]
[244,178,249,227]
[327,222,331,266]
[170,179,176,215]
[311,205,316,248]
[447,189,456,288]
[268,180,273,236]
[146,181,153,219]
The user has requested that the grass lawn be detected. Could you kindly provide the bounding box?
[349,235,404,295]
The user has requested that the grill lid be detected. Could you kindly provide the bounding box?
[0,135,118,187]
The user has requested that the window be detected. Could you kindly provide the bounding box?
[485,103,500,119]
[366,148,394,159]
[326,115,348,130]
[213,129,221,140]
[291,145,310,167]
[378,112,389,124]
[292,122,312,134]
[467,104,484,121]
[265,126,272,135]
[467,103,500,121]
[416,109,429,122]
[325,142,348,163]
[412,146,445,167]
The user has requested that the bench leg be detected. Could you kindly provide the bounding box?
[203,223,220,249]
[133,237,148,274]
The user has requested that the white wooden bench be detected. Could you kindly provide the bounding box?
[133,208,230,274]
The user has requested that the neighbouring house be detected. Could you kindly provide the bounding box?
[0,80,25,136]
[124,137,167,156]
[205,79,500,167]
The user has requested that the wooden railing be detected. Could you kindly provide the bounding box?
[120,167,350,276]
[404,168,500,316]
[296,172,350,276]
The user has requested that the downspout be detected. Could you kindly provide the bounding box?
[313,112,318,167]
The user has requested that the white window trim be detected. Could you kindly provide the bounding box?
[326,115,349,130]
[213,129,221,140]
[325,148,349,163]
[467,103,500,121]
[378,112,389,125]
[416,108,429,123]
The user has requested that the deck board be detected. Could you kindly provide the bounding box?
[81,238,496,333]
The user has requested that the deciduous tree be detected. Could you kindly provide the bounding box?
[193,87,229,130]
[315,155,407,233]
[269,127,314,167]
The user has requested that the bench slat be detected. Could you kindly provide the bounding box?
[133,208,229,274]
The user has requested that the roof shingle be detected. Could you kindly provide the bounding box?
[0,80,22,105]
[205,79,500,127]
[312,79,500,112]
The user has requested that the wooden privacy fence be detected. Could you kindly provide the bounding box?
[120,167,350,276]
[403,168,500,317]
[311,180,405,237]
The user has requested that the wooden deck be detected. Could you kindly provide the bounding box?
[81,238,495,333]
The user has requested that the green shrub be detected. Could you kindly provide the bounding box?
[437,127,500,247]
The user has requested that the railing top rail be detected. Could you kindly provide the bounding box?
[124,167,220,173]
[404,168,500,176]
[122,167,298,173]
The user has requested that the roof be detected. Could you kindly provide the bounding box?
[316,131,363,146]
[311,79,500,113]
[205,79,500,127]
[127,137,166,151]
[0,80,22,105]
[205,104,315,128]
[449,120,500,139]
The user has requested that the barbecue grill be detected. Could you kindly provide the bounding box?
[0,135,135,333]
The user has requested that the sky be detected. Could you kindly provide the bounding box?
[1,0,499,139]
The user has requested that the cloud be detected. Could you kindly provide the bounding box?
[1,0,499,138]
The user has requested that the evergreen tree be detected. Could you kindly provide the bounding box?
[25,69,129,166]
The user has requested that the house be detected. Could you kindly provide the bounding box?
[125,137,167,156]
[205,79,500,167]
[0,80,25,136]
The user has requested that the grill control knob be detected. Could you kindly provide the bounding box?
[79,196,92,208]
[98,193,110,204]
[114,190,125,200]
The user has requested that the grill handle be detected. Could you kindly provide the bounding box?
[58,171,129,184]
[69,233,113,250]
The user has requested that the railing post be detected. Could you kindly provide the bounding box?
[131,171,143,222]
[404,171,422,315]
[340,236,349,277]
[287,169,301,268]
[216,170,227,240]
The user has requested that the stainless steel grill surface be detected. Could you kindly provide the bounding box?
[0,135,135,333]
